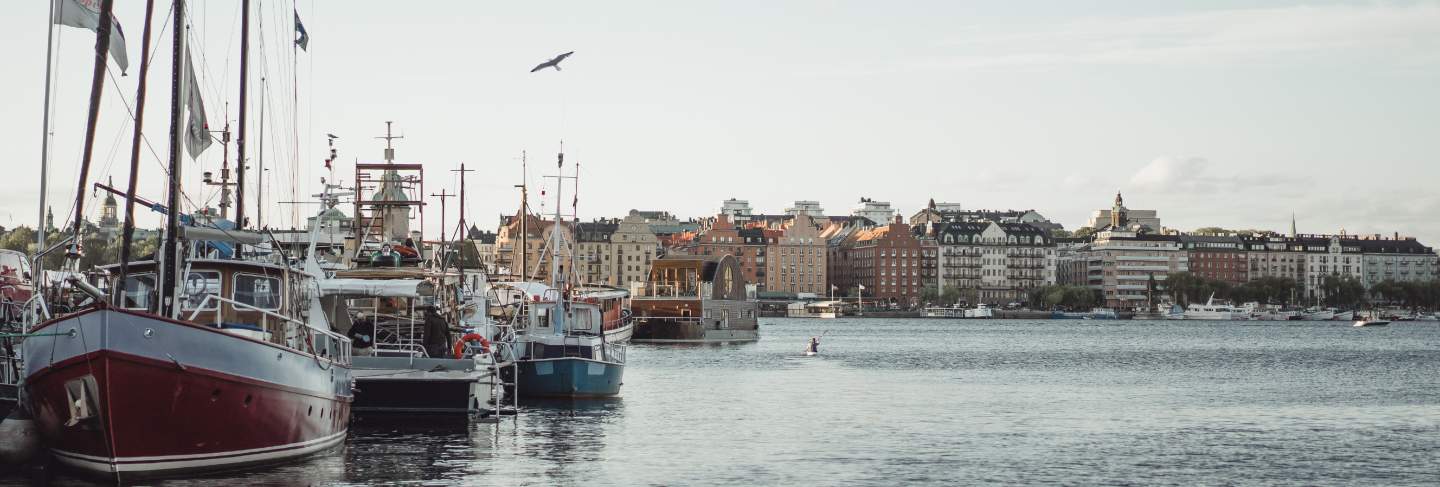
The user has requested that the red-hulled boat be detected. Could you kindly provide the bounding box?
[23,259,352,479]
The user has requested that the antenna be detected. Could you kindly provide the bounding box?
[375,121,404,163]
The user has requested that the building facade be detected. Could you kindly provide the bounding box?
[1181,235,1249,285]
[763,214,828,297]
[1074,230,1189,309]
[932,221,1056,305]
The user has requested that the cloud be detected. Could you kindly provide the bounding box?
[921,4,1440,71]
[1128,156,1298,194]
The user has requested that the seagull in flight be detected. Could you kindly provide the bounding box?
[531,51,574,73]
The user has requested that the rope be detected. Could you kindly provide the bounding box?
[0,330,77,339]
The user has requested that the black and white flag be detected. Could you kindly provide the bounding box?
[294,10,309,51]
[52,0,129,74]
[183,53,212,158]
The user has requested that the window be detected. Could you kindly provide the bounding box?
[120,273,157,310]
[234,273,282,311]
[181,271,222,310]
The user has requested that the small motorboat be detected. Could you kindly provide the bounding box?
[1353,319,1391,328]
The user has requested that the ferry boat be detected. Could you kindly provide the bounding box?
[1303,308,1335,321]
[23,257,352,479]
[1184,295,1241,320]
[632,255,759,342]
[1052,307,1119,320]
[787,301,842,319]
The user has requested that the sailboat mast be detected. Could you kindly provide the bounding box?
[116,0,160,303]
[160,0,187,319]
[551,151,565,336]
[519,151,527,281]
[235,0,251,229]
[67,0,118,260]
[35,0,59,285]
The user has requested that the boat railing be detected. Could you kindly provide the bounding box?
[186,293,352,365]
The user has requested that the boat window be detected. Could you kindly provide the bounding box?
[233,273,282,311]
[120,273,157,310]
[180,271,222,310]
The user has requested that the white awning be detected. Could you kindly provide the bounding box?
[318,278,435,298]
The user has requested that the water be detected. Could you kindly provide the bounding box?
[8,318,1440,486]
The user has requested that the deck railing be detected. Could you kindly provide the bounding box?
[186,293,352,365]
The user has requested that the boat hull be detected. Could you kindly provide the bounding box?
[22,308,351,479]
[603,320,634,344]
[513,358,623,398]
[351,356,492,415]
[631,317,759,343]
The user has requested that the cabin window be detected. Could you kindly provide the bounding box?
[180,271,222,310]
[120,273,157,310]
[233,273,282,311]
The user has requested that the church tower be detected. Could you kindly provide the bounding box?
[99,177,120,235]
[1110,191,1128,229]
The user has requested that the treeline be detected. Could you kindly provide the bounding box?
[0,226,159,271]
[1027,285,1104,310]
[1164,271,1440,310]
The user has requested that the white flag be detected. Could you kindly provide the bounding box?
[183,53,212,158]
[52,0,129,75]
[858,284,865,290]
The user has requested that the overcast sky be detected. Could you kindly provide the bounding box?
[3,1,1438,243]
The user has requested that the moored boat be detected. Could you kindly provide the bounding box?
[633,255,760,342]
[24,258,352,479]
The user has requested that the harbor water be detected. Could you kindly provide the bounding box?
[8,318,1440,486]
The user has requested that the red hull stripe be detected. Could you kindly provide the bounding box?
[37,349,348,402]
[50,430,346,474]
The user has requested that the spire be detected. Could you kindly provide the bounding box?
[927,198,936,210]
[1290,212,1297,237]
[1114,190,1124,208]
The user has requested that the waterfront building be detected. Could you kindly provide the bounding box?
[1071,229,1189,310]
[97,178,120,238]
[1180,234,1249,285]
[762,214,828,297]
[1358,235,1438,287]
[494,210,573,281]
[933,220,1056,305]
[827,216,935,307]
[612,214,663,289]
[1085,192,1161,232]
[690,215,767,290]
[467,226,498,274]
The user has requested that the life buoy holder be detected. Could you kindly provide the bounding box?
[454,333,491,358]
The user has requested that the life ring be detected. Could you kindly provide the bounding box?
[453,333,490,358]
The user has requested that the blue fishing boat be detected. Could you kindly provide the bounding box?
[492,150,626,399]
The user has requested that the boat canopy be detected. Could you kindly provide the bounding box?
[318,278,435,298]
[492,281,557,300]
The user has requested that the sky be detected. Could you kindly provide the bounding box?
[2,1,1438,244]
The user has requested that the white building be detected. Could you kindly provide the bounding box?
[784,200,826,218]
[929,221,1056,305]
[720,198,754,222]
[851,198,896,226]
[1071,229,1189,310]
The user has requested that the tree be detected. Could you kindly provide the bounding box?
[1,227,36,253]
[919,285,940,305]
[1073,227,1098,239]
[1320,273,1366,308]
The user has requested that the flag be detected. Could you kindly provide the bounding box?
[858,284,865,291]
[294,10,309,51]
[53,0,129,74]
[183,53,212,158]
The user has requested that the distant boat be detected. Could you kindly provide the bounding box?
[1353,319,1390,328]
[1052,308,1119,320]
[1332,310,1355,321]
[787,300,842,319]
[1303,308,1335,321]
[1184,295,1240,320]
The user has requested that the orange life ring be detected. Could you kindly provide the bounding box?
[453,333,490,358]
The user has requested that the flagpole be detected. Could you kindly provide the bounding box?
[34,0,59,316]
[292,6,300,229]
[67,0,118,262]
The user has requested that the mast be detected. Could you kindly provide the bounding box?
[551,150,565,336]
[452,164,473,277]
[235,0,250,229]
[517,151,528,281]
[257,77,265,229]
[160,0,187,319]
[67,0,118,261]
[117,0,159,305]
[36,0,59,290]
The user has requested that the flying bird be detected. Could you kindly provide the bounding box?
[530,51,574,73]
